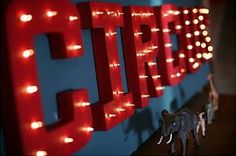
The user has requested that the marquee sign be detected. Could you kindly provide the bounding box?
[2,0,213,155]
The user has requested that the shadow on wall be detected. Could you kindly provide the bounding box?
[122,107,155,147]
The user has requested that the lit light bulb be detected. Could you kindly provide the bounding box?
[116,108,126,112]
[151,28,160,32]
[201,43,207,48]
[164,43,172,47]
[134,32,143,36]
[192,62,199,69]
[187,45,193,50]
[176,72,181,77]
[162,13,169,17]
[156,86,165,90]
[183,10,189,14]
[199,8,209,14]
[192,8,198,13]
[148,62,157,66]
[175,25,182,30]
[93,11,104,16]
[139,75,148,79]
[136,53,145,57]
[186,33,192,38]
[198,15,204,21]
[69,16,78,21]
[141,94,150,98]
[181,68,186,73]
[162,28,170,33]
[167,10,174,14]
[189,58,195,63]
[174,11,180,15]
[185,20,190,25]
[109,63,120,68]
[202,30,208,36]
[64,137,74,144]
[205,36,211,42]
[194,31,200,36]
[31,121,43,129]
[179,53,185,58]
[195,41,201,46]
[105,32,117,37]
[166,58,174,63]
[193,19,199,24]
[67,45,82,50]
[76,102,90,107]
[152,75,161,79]
[170,74,176,78]
[20,14,32,22]
[22,49,34,58]
[125,103,135,107]
[196,53,202,58]
[208,46,213,52]
[26,85,38,94]
[36,150,47,156]
[113,91,124,95]
[83,127,94,132]
[107,11,115,15]
[151,45,158,49]
[46,11,58,17]
[105,113,116,118]
[200,24,206,30]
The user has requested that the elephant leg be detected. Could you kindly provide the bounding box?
[192,129,200,147]
[168,137,175,154]
[180,137,187,156]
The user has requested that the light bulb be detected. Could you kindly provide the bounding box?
[201,43,207,48]
[164,43,172,47]
[46,11,58,17]
[105,113,116,118]
[193,19,199,24]
[31,121,43,129]
[205,36,211,42]
[202,30,208,36]
[198,15,204,21]
[20,14,32,22]
[199,8,209,14]
[200,24,206,30]
[208,46,213,52]
[166,58,174,63]
[196,53,202,58]
[183,10,189,14]
[139,75,148,79]
[141,94,150,98]
[194,31,200,36]
[76,102,90,107]
[83,127,94,132]
[151,28,160,32]
[67,45,82,50]
[187,45,193,50]
[156,86,165,90]
[179,53,185,58]
[26,85,38,94]
[64,137,74,144]
[192,8,198,13]
[175,25,182,30]
[186,33,192,38]
[189,58,195,63]
[22,49,34,58]
[162,28,170,33]
[36,150,47,156]
[152,75,161,79]
[185,20,190,25]
[192,62,199,69]
[69,16,78,21]
[195,41,201,46]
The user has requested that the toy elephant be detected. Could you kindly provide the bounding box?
[157,108,200,156]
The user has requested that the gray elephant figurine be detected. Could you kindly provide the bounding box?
[157,108,200,156]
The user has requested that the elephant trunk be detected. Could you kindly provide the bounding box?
[166,133,173,144]
[157,136,163,144]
